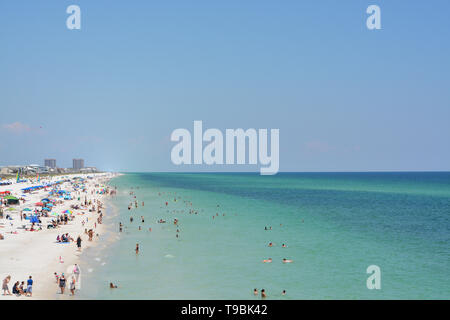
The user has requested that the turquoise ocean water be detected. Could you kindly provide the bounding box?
[78,172,450,299]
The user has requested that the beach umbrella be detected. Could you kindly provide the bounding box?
[63,210,73,214]
[35,202,44,206]
[23,208,32,211]
[46,203,54,207]
[7,207,16,211]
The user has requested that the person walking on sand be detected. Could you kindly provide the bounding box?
[59,274,66,294]
[76,235,82,251]
[2,275,11,295]
[69,276,76,296]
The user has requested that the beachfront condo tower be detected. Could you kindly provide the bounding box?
[44,159,56,168]
[73,159,84,170]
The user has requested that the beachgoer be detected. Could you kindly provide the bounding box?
[109,282,118,289]
[12,281,20,296]
[261,289,266,298]
[19,281,25,295]
[282,259,293,263]
[263,258,272,263]
[76,236,82,251]
[2,275,11,295]
[26,276,33,297]
[69,276,76,296]
[59,274,66,294]
[253,288,258,295]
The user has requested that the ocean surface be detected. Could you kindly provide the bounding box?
[78,172,450,299]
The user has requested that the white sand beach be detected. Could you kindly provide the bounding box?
[0,173,118,299]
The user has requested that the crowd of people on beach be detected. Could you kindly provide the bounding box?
[53,264,80,296]
[0,174,115,299]
[2,275,33,297]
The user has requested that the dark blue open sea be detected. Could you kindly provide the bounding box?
[78,172,450,299]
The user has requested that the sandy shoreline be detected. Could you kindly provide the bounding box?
[0,172,120,300]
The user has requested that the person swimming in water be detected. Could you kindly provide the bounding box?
[109,282,118,288]
[282,258,293,263]
[253,288,258,295]
[282,244,287,248]
[268,242,273,247]
[261,289,266,298]
[282,290,286,295]
[263,258,272,263]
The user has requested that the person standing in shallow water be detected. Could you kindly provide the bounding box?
[135,243,139,254]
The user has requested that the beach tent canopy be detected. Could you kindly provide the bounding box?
[3,196,18,200]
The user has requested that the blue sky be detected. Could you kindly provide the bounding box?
[0,0,449,172]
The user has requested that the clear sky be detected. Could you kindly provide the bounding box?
[0,0,449,172]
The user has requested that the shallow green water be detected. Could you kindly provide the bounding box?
[78,172,450,299]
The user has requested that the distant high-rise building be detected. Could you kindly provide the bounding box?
[44,159,57,168]
[73,159,85,170]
